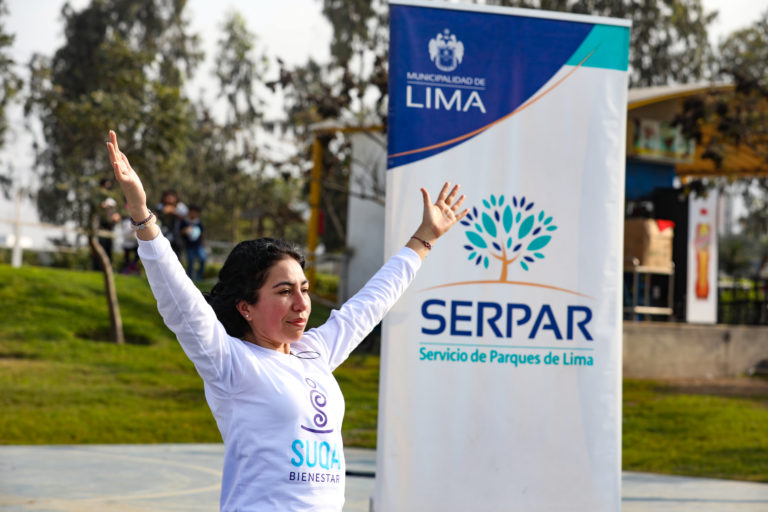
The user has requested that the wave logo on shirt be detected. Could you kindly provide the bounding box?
[461,193,558,281]
[429,28,464,72]
[300,378,333,434]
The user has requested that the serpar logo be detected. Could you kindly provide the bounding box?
[461,194,558,281]
[429,29,464,72]
[417,190,595,352]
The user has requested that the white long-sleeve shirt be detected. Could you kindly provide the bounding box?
[138,234,420,511]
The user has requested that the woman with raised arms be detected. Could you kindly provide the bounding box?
[106,130,467,511]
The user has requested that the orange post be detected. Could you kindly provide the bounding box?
[694,223,710,299]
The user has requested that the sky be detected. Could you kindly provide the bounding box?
[6,0,335,117]
[7,0,332,66]
[6,0,767,63]
[5,0,767,100]
[704,0,768,42]
[1,0,768,246]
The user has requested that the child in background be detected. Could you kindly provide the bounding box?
[181,205,206,281]
[120,217,140,274]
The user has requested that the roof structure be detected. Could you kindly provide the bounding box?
[628,83,732,111]
[628,83,768,178]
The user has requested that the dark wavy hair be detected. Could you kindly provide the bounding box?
[205,238,305,338]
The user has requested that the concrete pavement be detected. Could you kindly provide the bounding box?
[1,444,767,511]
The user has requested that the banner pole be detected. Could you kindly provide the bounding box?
[307,134,323,291]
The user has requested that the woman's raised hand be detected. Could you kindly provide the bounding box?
[407,182,468,259]
[106,131,146,217]
[106,131,158,240]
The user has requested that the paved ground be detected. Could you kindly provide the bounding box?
[1,444,767,511]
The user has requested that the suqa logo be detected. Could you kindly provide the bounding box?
[461,194,557,280]
[289,377,342,483]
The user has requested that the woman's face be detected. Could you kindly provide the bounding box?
[239,257,311,351]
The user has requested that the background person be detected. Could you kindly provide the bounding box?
[156,188,188,256]
[181,204,206,281]
[106,130,467,512]
[119,216,140,275]
[91,177,121,270]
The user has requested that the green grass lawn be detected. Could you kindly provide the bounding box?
[623,379,768,482]
[1,264,767,482]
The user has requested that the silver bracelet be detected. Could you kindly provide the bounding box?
[130,211,154,231]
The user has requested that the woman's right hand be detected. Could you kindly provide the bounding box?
[106,130,147,218]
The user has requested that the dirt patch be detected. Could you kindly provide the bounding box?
[0,358,46,369]
[660,377,768,398]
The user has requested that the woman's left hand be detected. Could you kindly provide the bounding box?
[407,182,468,258]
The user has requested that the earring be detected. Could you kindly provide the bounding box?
[246,314,250,319]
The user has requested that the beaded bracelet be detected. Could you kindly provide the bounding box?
[411,236,432,250]
[130,211,155,231]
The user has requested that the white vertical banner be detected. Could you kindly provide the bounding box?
[378,1,630,511]
[686,191,719,323]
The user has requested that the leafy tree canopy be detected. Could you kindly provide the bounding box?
[673,11,768,252]
[0,0,20,151]
[193,11,304,244]
[25,0,202,228]
[0,0,22,195]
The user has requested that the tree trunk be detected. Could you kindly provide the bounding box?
[232,204,240,243]
[499,254,520,282]
[322,191,346,240]
[89,236,125,345]
[232,173,241,243]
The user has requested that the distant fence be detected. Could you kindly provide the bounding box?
[718,280,768,326]
[0,218,349,300]
[0,213,91,267]
[0,220,239,268]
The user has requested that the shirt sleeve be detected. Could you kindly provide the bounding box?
[138,233,239,389]
[303,247,421,370]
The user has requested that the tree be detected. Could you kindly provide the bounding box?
[717,12,768,80]
[674,11,768,252]
[183,102,307,245]
[461,193,558,281]
[269,59,360,251]
[180,11,305,244]
[719,232,766,279]
[26,0,201,227]
[678,11,768,167]
[24,0,202,343]
[320,0,389,117]
[0,0,22,193]
[209,11,267,243]
[0,0,19,147]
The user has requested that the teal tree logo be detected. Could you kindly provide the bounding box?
[461,194,557,281]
